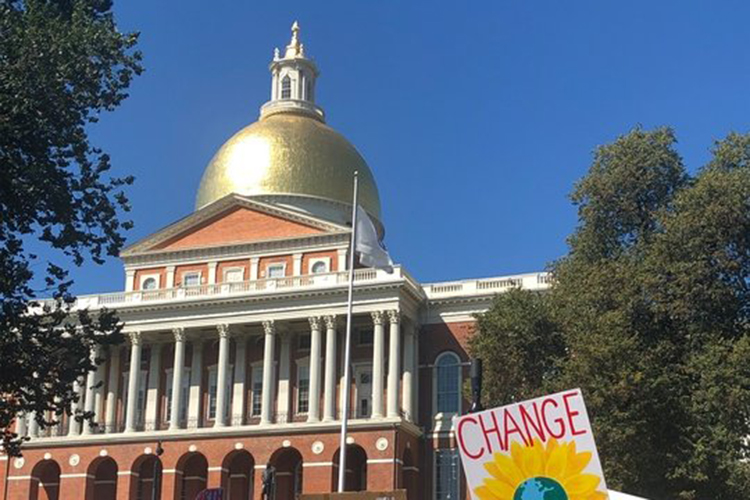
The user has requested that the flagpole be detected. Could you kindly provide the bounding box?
[337,171,359,493]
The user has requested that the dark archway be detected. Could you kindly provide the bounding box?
[176,452,208,500]
[402,449,417,500]
[331,445,367,492]
[86,456,118,500]
[130,454,162,500]
[29,459,61,500]
[268,447,303,500]
[222,450,255,500]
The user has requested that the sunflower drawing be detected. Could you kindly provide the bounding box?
[474,438,607,500]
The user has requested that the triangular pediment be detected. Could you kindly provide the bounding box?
[122,194,349,256]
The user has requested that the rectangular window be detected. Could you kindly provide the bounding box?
[165,368,191,424]
[183,272,201,287]
[207,366,233,420]
[251,365,263,416]
[297,363,310,414]
[435,449,460,500]
[267,263,285,279]
[298,334,311,351]
[358,328,374,346]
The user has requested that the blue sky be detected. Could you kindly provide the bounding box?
[69,0,750,294]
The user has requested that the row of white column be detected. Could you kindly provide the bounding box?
[18,310,417,438]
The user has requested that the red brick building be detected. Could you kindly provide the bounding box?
[1,23,549,500]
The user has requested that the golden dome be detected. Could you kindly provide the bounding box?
[195,113,382,222]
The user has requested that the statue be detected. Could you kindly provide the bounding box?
[261,463,276,500]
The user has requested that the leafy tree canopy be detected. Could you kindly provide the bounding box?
[471,128,750,499]
[0,0,142,455]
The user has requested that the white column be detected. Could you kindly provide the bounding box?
[413,327,420,422]
[323,315,337,422]
[93,348,105,429]
[125,269,136,292]
[308,317,323,422]
[260,320,276,425]
[208,261,218,285]
[402,326,415,422]
[68,378,83,436]
[81,346,100,435]
[215,324,231,427]
[15,413,27,437]
[387,310,402,418]
[28,412,39,438]
[187,340,204,429]
[104,346,121,433]
[250,257,260,280]
[371,311,386,418]
[293,253,303,276]
[276,333,291,423]
[144,342,162,430]
[124,332,142,433]
[165,266,176,288]
[231,335,248,426]
[170,328,186,430]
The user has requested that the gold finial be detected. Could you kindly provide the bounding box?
[285,21,304,59]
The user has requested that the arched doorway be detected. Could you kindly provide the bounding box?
[176,452,208,500]
[130,454,162,500]
[30,460,61,500]
[402,449,417,500]
[268,448,303,500]
[331,445,367,492]
[86,456,118,500]
[222,450,255,500]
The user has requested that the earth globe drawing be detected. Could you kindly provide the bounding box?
[513,477,568,500]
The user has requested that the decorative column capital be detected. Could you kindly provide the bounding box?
[387,310,401,325]
[172,327,186,342]
[308,316,322,332]
[217,324,231,339]
[128,331,142,346]
[323,315,337,330]
[371,311,385,326]
[262,320,275,336]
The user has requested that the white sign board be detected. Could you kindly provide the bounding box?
[454,388,608,500]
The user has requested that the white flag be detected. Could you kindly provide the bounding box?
[355,205,394,272]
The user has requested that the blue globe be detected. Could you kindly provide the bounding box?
[513,477,568,500]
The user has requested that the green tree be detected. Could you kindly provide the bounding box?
[471,128,750,499]
[0,0,142,455]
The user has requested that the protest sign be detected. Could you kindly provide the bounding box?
[454,388,607,500]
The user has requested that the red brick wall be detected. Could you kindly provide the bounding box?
[302,250,339,274]
[133,267,167,291]
[258,255,293,278]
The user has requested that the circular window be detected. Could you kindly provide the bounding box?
[311,261,327,274]
[142,277,157,290]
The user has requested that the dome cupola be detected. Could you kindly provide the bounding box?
[195,22,383,231]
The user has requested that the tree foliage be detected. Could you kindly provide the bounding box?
[470,128,750,499]
[0,0,142,455]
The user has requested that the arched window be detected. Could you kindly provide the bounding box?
[434,352,461,415]
[281,76,292,99]
[142,277,157,290]
[311,261,327,274]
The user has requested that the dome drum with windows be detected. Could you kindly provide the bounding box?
[196,22,383,235]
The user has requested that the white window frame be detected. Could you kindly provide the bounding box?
[181,271,202,287]
[352,362,373,419]
[433,448,460,500]
[250,362,264,417]
[265,262,286,279]
[164,367,191,424]
[206,364,233,420]
[296,357,310,415]
[223,266,245,283]
[309,257,331,275]
[139,273,160,291]
[433,352,462,420]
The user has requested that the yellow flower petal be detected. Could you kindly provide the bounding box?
[563,473,601,496]
[484,478,516,499]
[566,451,592,478]
[520,438,545,477]
[486,453,524,488]
[475,485,503,500]
[545,440,568,478]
